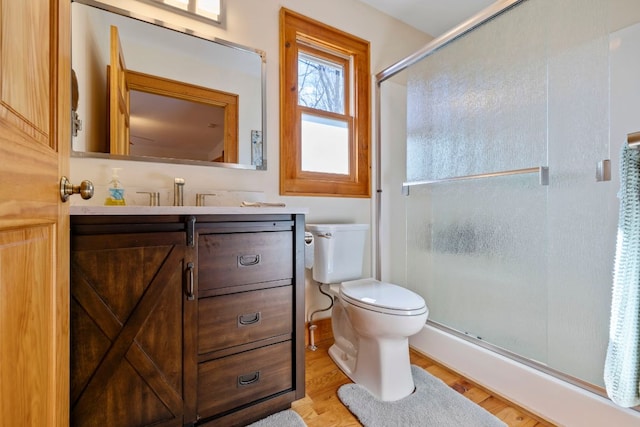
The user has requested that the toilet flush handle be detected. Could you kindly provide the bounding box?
[315,232,332,239]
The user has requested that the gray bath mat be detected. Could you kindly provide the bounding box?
[246,409,306,427]
[338,365,506,427]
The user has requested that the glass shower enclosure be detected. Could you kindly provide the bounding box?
[377,0,639,392]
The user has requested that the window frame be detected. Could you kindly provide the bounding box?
[142,0,224,25]
[280,8,371,197]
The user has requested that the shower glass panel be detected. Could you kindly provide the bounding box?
[406,175,548,362]
[545,0,613,386]
[378,75,410,285]
[406,0,547,183]
[404,0,613,388]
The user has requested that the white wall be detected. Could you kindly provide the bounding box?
[69,0,431,319]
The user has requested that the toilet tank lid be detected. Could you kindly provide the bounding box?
[306,223,369,232]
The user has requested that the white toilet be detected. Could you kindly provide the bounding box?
[306,223,429,401]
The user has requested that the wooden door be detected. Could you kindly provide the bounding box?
[0,0,71,425]
[70,231,197,426]
[109,25,130,155]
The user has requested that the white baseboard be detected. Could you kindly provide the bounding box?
[409,324,640,427]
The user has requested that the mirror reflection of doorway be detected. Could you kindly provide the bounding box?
[108,24,239,162]
[129,90,227,162]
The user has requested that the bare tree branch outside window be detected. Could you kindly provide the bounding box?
[298,55,344,114]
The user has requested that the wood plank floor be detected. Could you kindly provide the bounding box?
[292,337,556,427]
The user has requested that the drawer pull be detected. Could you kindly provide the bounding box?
[238,254,261,267]
[237,371,261,387]
[238,311,261,326]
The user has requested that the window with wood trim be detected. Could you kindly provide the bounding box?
[280,8,371,197]
[145,0,223,24]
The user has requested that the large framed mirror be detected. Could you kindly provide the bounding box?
[71,0,266,169]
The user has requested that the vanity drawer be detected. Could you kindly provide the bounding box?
[198,231,293,291]
[197,341,292,417]
[198,286,292,354]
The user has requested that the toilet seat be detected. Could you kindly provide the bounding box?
[340,278,427,316]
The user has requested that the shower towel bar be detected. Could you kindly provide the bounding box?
[402,166,549,195]
[627,131,640,149]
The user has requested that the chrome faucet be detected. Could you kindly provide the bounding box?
[174,178,185,206]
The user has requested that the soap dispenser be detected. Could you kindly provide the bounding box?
[105,168,126,206]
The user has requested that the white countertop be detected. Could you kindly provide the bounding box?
[70,205,308,216]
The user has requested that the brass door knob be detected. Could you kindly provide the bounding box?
[60,176,94,202]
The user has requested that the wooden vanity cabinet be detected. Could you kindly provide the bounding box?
[70,214,306,427]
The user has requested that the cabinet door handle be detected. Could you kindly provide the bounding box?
[238,312,261,326]
[237,254,260,267]
[237,371,260,387]
[186,262,195,301]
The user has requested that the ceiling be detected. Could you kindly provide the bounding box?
[358,0,497,37]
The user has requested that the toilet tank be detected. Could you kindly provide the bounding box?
[306,223,369,284]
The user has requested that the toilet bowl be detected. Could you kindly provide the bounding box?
[306,223,429,401]
[328,278,428,401]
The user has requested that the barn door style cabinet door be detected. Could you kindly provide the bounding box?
[70,222,198,426]
[70,213,305,427]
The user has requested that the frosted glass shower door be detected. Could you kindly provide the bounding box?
[405,0,549,361]
[544,0,613,387]
[403,0,615,387]
[406,175,548,362]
